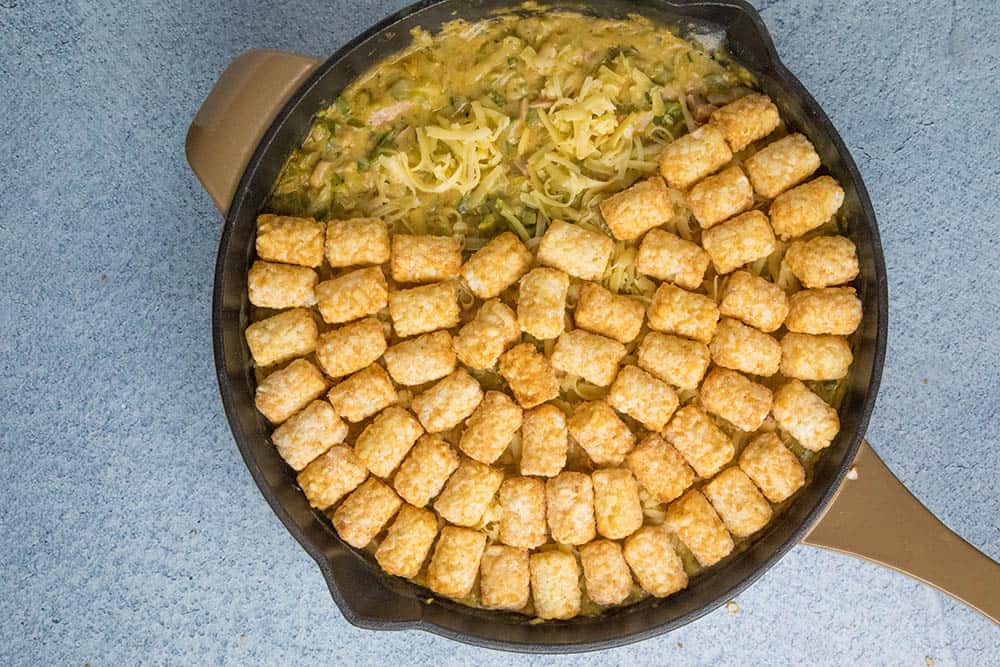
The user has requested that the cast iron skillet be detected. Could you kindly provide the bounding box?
[186,0,1000,652]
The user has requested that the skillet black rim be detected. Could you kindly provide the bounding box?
[211,0,888,653]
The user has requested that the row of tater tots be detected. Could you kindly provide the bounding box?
[241,91,862,617]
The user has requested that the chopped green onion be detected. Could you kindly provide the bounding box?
[496,200,531,242]
[313,116,336,135]
[335,95,350,116]
[478,214,498,233]
[654,101,684,129]
[703,73,727,92]
[369,129,397,159]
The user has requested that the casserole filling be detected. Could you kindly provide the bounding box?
[245,10,860,619]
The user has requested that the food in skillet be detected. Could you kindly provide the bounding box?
[245,11,862,619]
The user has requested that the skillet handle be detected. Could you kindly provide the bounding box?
[802,440,1000,624]
[185,49,322,215]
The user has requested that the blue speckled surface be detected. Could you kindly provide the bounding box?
[2,0,998,664]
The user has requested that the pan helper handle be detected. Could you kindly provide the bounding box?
[186,49,322,215]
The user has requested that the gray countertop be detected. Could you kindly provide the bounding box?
[2,0,998,664]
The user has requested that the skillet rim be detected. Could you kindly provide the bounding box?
[211,0,888,653]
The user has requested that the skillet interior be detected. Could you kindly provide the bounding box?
[212,0,887,652]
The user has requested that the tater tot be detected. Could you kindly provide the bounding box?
[296,445,367,510]
[635,229,711,290]
[383,330,456,386]
[710,317,782,377]
[607,365,679,431]
[637,331,711,390]
[738,432,805,502]
[567,401,635,466]
[255,358,328,424]
[573,282,646,344]
[393,434,461,508]
[699,368,773,432]
[433,457,504,527]
[769,176,845,240]
[598,176,674,240]
[499,476,548,549]
[623,526,688,597]
[375,504,439,579]
[517,267,569,340]
[453,320,507,370]
[708,93,781,152]
[411,368,484,433]
[685,165,754,229]
[460,232,534,299]
[718,270,789,333]
[314,317,387,379]
[546,472,597,545]
[478,299,520,345]
[426,526,487,599]
[530,551,582,620]
[520,404,568,477]
[784,235,859,288]
[700,210,777,275]
[245,307,318,368]
[255,214,325,267]
[460,391,523,464]
[703,467,773,538]
[626,434,695,504]
[647,283,720,343]
[663,406,735,479]
[772,379,840,451]
[315,266,388,325]
[247,260,317,309]
[664,489,734,567]
[744,133,821,199]
[592,468,643,540]
[658,124,733,190]
[271,400,347,471]
[499,343,559,409]
[536,220,614,281]
[390,234,462,283]
[388,281,461,338]
[780,332,853,381]
[785,287,863,335]
[325,217,390,268]
[579,540,633,606]
[551,329,627,387]
[480,545,531,610]
[331,477,402,548]
[326,363,397,422]
[453,299,519,369]
[353,406,423,478]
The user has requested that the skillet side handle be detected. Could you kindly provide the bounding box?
[803,440,1000,625]
[185,49,322,215]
